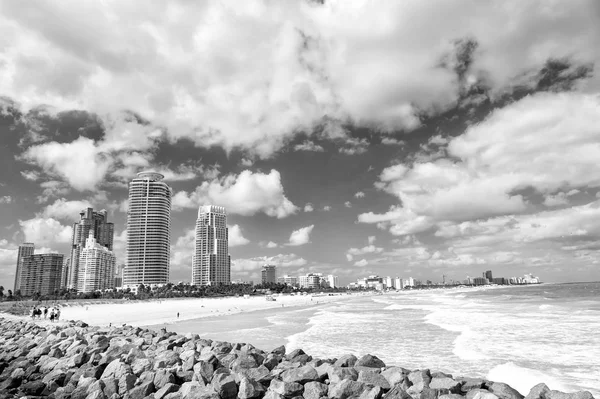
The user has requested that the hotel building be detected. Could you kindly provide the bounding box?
[192,205,231,286]
[78,232,116,293]
[261,265,277,284]
[66,208,114,290]
[13,242,34,292]
[20,254,64,296]
[124,172,171,286]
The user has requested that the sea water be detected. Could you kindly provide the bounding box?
[162,283,600,396]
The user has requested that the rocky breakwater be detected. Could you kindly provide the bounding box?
[0,318,595,399]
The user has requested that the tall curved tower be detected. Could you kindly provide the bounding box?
[124,171,171,286]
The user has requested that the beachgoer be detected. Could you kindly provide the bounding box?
[30,307,35,319]
[55,309,60,321]
[49,312,55,322]
[177,312,180,318]
[44,307,48,319]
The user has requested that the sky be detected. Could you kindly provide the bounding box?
[1,0,600,290]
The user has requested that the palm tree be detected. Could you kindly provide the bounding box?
[0,285,4,299]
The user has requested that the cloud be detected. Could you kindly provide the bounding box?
[172,169,298,218]
[20,170,40,181]
[322,206,332,211]
[304,203,314,212]
[543,193,570,207]
[266,241,278,249]
[347,245,384,257]
[42,198,93,221]
[354,259,368,267]
[339,137,369,155]
[0,196,13,204]
[344,201,352,208]
[170,229,194,271]
[228,224,250,247]
[354,191,365,198]
[294,141,324,152]
[288,225,315,246]
[381,137,405,146]
[19,217,72,247]
[233,253,308,272]
[366,92,600,236]
[368,236,376,245]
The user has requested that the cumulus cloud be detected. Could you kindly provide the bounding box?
[354,191,365,198]
[304,203,314,212]
[172,169,298,218]
[0,196,13,204]
[368,236,376,245]
[170,229,194,271]
[19,217,72,247]
[344,201,352,208]
[294,141,324,152]
[354,259,368,267]
[266,241,278,249]
[288,225,315,246]
[322,206,332,211]
[42,198,93,221]
[2,0,597,160]
[228,224,250,247]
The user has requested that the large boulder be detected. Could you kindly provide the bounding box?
[467,389,501,399]
[101,359,131,380]
[488,382,524,399]
[128,381,156,399]
[303,381,328,399]
[525,384,550,399]
[355,354,386,369]
[155,383,181,399]
[328,379,368,399]
[22,380,46,396]
[429,377,462,393]
[212,372,238,399]
[238,376,267,399]
[408,370,432,393]
[382,367,409,387]
[155,369,178,390]
[328,366,359,384]
[547,391,594,399]
[268,378,304,398]
[280,365,319,384]
[334,354,358,368]
[357,370,391,390]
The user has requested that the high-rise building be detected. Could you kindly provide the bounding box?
[261,265,277,284]
[326,275,339,288]
[394,277,403,289]
[299,273,321,289]
[78,232,116,293]
[384,276,393,289]
[13,243,34,292]
[20,254,64,296]
[485,270,493,282]
[278,275,298,287]
[124,172,172,286]
[192,205,231,286]
[66,208,114,290]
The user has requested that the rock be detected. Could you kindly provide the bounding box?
[408,370,432,392]
[459,378,486,393]
[384,385,412,399]
[263,354,282,370]
[101,378,119,397]
[430,377,462,393]
[22,380,46,395]
[154,369,177,389]
[467,389,500,399]
[132,358,152,375]
[303,381,328,399]
[355,354,386,369]
[118,373,137,393]
[328,379,368,399]
[357,370,391,390]
[129,381,156,399]
[87,380,107,395]
[101,359,132,380]
[245,365,273,384]
[488,382,525,399]
[87,390,107,399]
[264,391,285,399]
[269,378,304,398]
[272,346,286,356]
[231,354,260,370]
[181,381,208,399]
[334,354,358,367]
[381,367,409,387]
[155,383,181,399]
[440,395,465,399]
[359,386,383,399]
[328,366,359,384]
[314,363,332,380]
[281,365,319,384]
[525,384,550,399]
[238,376,266,399]
[212,372,238,399]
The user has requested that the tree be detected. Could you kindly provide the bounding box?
[0,285,4,298]
[7,290,13,299]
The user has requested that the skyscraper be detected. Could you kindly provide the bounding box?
[66,208,114,290]
[78,232,116,293]
[485,270,493,282]
[20,254,64,296]
[124,172,171,286]
[261,265,276,284]
[13,243,34,292]
[193,205,230,286]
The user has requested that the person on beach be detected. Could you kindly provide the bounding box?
[30,307,35,319]
[43,307,48,319]
[49,311,54,322]
[177,312,180,318]
[55,309,60,321]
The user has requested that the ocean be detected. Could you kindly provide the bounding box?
[159,282,600,396]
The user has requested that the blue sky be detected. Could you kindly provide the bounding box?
[1,0,600,290]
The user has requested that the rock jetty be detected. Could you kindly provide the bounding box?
[0,318,594,399]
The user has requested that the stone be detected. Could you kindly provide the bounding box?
[314,363,332,380]
[355,354,386,369]
[281,365,319,384]
[440,395,467,399]
[129,382,156,399]
[264,391,285,399]
[22,380,46,395]
[272,346,286,356]
[430,377,462,393]
[467,389,500,399]
[525,384,550,399]
[132,358,153,375]
[238,376,266,399]
[118,373,137,393]
[101,378,119,397]
[87,379,106,395]
[101,359,132,380]
[381,367,409,387]
[245,365,273,384]
[212,372,238,399]
[87,390,107,399]
[328,379,368,399]
[357,370,391,390]
[334,354,358,368]
[328,366,359,384]
[154,369,177,390]
[547,391,594,399]
[263,354,282,371]
[489,383,525,399]
[359,385,383,399]
[459,378,486,393]
[384,385,412,399]
[155,383,181,399]
[408,370,432,393]
[303,381,328,399]
[269,378,304,398]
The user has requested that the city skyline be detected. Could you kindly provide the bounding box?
[2,1,600,290]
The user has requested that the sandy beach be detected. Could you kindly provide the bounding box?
[0,292,368,328]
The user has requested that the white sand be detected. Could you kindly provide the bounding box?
[0,293,369,328]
